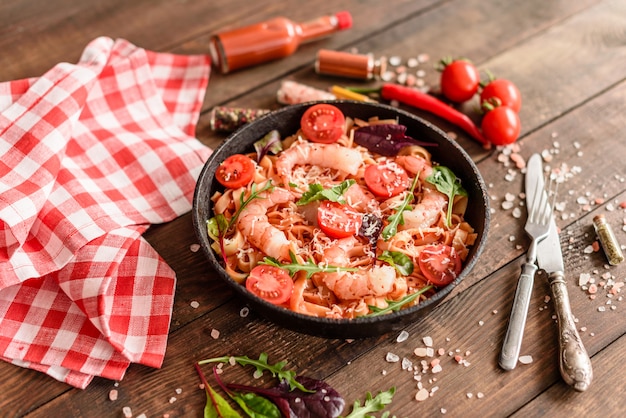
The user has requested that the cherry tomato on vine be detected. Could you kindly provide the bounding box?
[300,104,346,144]
[317,200,362,239]
[418,244,462,286]
[215,154,256,189]
[439,59,480,103]
[246,265,293,305]
[364,162,409,198]
[480,78,522,113]
[481,105,521,146]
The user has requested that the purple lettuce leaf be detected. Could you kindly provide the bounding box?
[354,124,437,156]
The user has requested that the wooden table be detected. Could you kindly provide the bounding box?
[2,0,625,416]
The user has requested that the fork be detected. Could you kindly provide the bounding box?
[499,177,556,371]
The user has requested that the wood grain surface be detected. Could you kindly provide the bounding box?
[2,0,625,417]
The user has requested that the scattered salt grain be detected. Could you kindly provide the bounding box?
[397,330,410,343]
[175,388,183,395]
[253,369,263,379]
[386,352,400,363]
[402,357,413,370]
[210,328,220,339]
[122,407,132,418]
[240,307,250,317]
[190,300,200,309]
[423,336,433,347]
[441,408,448,414]
[415,388,430,401]
[169,397,177,404]
[414,347,430,357]
[466,393,474,399]
[518,355,533,365]
[190,244,200,252]
[109,389,118,401]
[477,392,485,399]
[136,414,147,418]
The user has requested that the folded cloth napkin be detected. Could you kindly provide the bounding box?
[0,37,212,388]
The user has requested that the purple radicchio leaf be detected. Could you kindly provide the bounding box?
[354,124,437,156]
[227,375,345,418]
[254,129,283,162]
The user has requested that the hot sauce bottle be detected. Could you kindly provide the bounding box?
[209,11,353,74]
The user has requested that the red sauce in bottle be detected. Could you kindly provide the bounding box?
[209,11,352,74]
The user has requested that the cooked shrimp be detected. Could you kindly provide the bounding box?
[343,183,379,212]
[276,141,363,184]
[400,188,447,230]
[322,237,396,300]
[237,188,294,260]
[396,154,433,180]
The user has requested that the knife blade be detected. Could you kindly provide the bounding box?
[529,154,593,392]
[499,154,547,371]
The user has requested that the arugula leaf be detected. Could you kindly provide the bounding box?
[341,387,396,418]
[426,166,467,227]
[297,180,356,205]
[197,353,313,393]
[365,285,434,317]
[381,175,419,241]
[378,251,414,276]
[194,363,242,418]
[254,129,283,162]
[260,252,358,279]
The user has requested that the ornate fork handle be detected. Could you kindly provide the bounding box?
[549,271,593,391]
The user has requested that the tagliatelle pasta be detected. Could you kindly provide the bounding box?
[208,108,477,319]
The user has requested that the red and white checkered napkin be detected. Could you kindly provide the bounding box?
[0,37,212,388]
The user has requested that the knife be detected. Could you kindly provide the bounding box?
[499,153,547,371]
[529,153,593,391]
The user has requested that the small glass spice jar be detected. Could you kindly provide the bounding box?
[315,49,387,80]
[593,214,624,265]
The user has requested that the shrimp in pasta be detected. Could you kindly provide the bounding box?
[208,104,477,319]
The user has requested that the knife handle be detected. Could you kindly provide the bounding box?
[499,262,537,371]
[549,271,593,391]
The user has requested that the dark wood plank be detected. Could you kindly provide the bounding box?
[1,0,625,417]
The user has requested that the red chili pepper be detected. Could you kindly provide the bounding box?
[380,84,489,146]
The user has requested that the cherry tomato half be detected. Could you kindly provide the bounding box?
[480,78,522,113]
[215,154,255,189]
[440,59,480,103]
[418,244,462,286]
[245,265,293,305]
[300,104,346,144]
[317,200,362,239]
[364,162,409,198]
[481,106,521,146]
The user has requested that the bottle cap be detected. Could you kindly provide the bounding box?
[334,11,353,30]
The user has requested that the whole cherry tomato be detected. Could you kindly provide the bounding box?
[481,105,521,146]
[439,59,480,103]
[300,103,346,144]
[480,78,522,113]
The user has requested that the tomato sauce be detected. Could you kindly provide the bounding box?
[209,11,352,73]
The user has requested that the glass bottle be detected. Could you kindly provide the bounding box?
[209,11,352,74]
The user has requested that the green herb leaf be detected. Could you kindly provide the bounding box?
[425,166,467,227]
[260,252,358,279]
[229,391,282,418]
[378,250,414,276]
[197,353,313,393]
[194,363,243,418]
[297,179,356,205]
[365,285,434,317]
[341,387,396,418]
[381,175,419,240]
